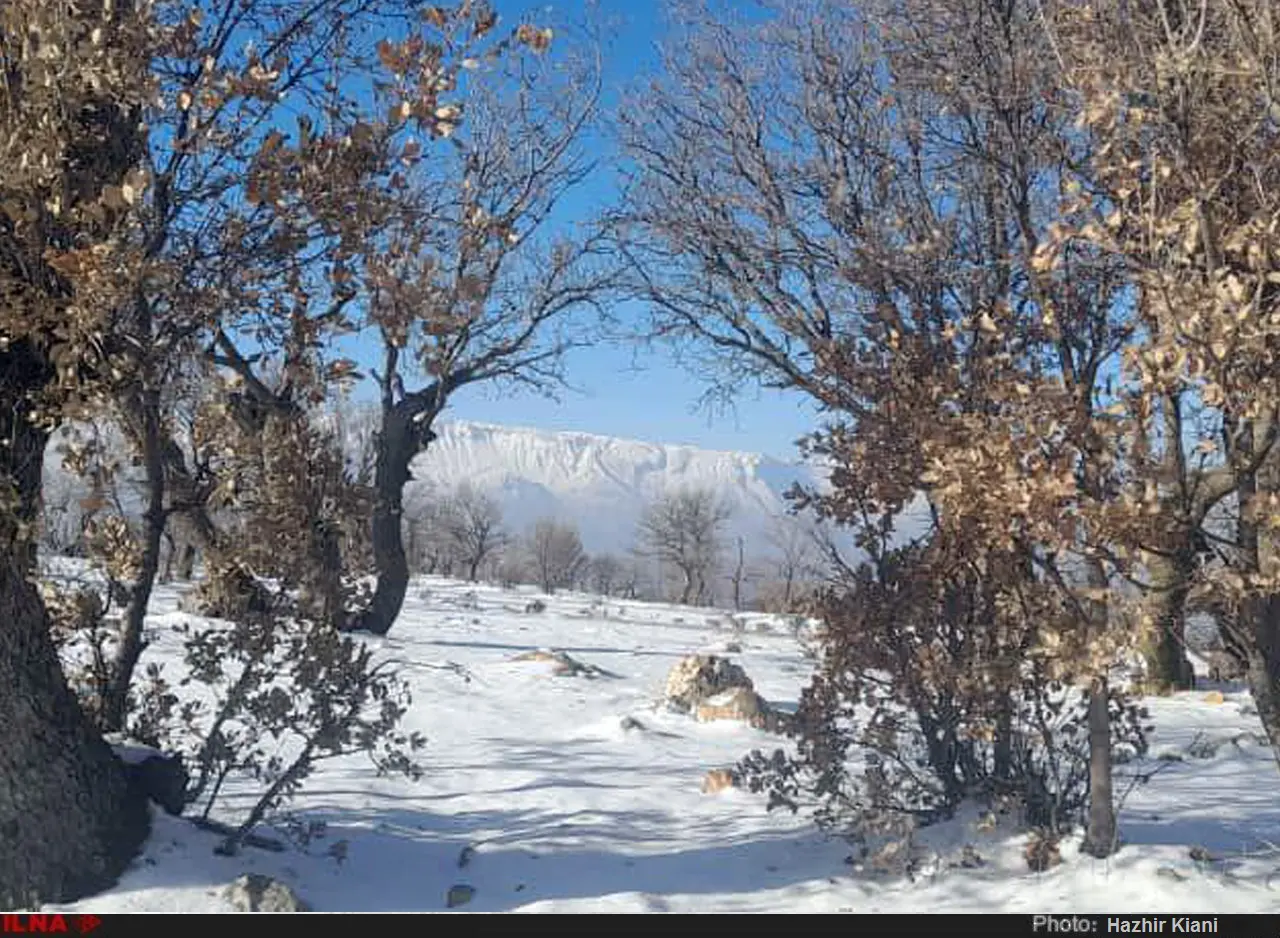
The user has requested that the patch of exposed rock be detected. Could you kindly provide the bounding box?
[664,655,787,732]
[510,649,617,679]
[446,884,476,908]
[664,655,753,712]
[223,873,310,912]
[696,686,789,732]
[700,768,736,794]
[696,686,764,723]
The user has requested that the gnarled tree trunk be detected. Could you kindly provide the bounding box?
[350,399,436,635]
[1140,547,1196,693]
[0,344,149,906]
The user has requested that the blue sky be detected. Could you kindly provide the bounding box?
[346,0,822,462]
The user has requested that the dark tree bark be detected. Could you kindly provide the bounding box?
[101,387,166,732]
[729,537,745,611]
[1244,599,1280,775]
[1081,676,1117,857]
[1078,544,1118,858]
[677,569,694,606]
[1140,548,1196,693]
[0,343,150,906]
[1223,425,1280,772]
[175,543,196,581]
[349,395,437,636]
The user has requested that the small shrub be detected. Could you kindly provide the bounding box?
[164,593,424,853]
[44,579,118,726]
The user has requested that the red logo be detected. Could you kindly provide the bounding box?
[75,917,100,935]
[1,915,69,933]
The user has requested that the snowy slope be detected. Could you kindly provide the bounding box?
[48,573,1280,914]
[407,420,823,554]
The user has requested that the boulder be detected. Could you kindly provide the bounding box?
[695,686,769,726]
[663,655,754,713]
[695,687,790,732]
[223,873,310,912]
[446,884,476,908]
[700,768,736,794]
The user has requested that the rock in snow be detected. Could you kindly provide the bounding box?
[695,686,770,726]
[663,655,754,713]
[223,874,310,913]
[700,769,736,794]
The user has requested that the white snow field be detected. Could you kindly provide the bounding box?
[46,574,1280,914]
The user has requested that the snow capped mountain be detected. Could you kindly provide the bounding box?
[407,420,823,556]
[40,410,831,563]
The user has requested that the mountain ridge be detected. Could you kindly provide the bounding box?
[406,418,823,556]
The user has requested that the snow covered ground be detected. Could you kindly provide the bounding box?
[47,574,1280,913]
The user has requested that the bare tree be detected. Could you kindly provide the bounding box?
[349,17,618,635]
[725,536,757,611]
[495,551,531,590]
[587,553,624,596]
[765,515,818,610]
[442,483,508,582]
[528,518,587,594]
[76,0,507,727]
[404,486,462,577]
[636,488,732,606]
[330,396,379,490]
[40,451,89,559]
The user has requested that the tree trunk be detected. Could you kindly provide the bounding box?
[0,556,151,906]
[992,694,1014,782]
[175,542,196,580]
[1241,595,1280,772]
[101,390,166,732]
[350,404,425,635]
[159,530,175,583]
[1140,549,1196,693]
[403,518,419,575]
[1233,422,1280,766]
[730,537,745,610]
[1081,546,1118,857]
[1081,676,1117,857]
[0,343,149,905]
